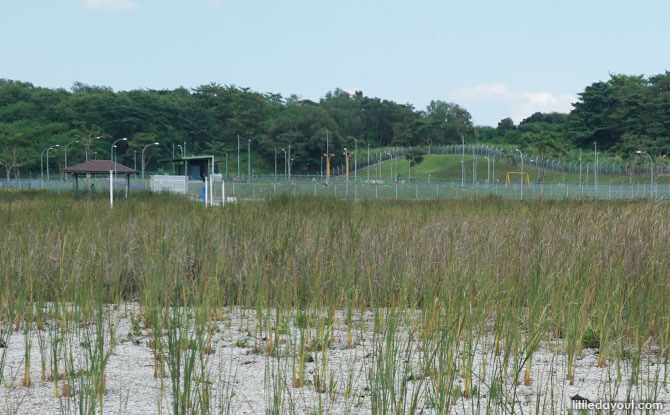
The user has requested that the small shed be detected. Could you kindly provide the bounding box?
[159,155,216,180]
[62,160,139,190]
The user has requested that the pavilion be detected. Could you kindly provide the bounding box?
[61,160,139,191]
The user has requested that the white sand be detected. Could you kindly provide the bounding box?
[1,306,668,414]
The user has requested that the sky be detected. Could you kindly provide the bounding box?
[1,0,669,126]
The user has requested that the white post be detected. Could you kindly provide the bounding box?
[222,179,226,207]
[109,170,114,208]
[210,174,213,206]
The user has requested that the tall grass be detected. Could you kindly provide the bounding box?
[0,191,668,413]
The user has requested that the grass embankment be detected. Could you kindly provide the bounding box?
[357,154,667,184]
[0,192,668,413]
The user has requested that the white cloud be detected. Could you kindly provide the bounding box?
[343,88,361,96]
[452,83,577,125]
[83,0,138,10]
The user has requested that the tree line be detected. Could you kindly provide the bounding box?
[0,71,668,179]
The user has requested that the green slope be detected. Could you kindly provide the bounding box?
[355,154,666,185]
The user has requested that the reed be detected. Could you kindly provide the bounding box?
[1,192,668,413]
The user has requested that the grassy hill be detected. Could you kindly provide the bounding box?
[355,154,667,185]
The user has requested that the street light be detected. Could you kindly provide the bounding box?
[516,149,524,200]
[111,137,128,177]
[76,135,104,162]
[64,140,79,168]
[636,150,654,199]
[40,146,53,181]
[46,145,60,181]
[281,148,287,179]
[142,142,160,182]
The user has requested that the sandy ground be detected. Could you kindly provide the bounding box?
[1,306,669,414]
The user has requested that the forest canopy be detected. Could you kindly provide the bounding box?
[0,71,668,177]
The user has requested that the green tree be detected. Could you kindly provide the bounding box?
[496,117,515,136]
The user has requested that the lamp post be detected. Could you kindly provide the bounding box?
[83,136,103,162]
[636,150,654,199]
[64,140,78,169]
[281,148,287,179]
[46,145,59,181]
[142,142,160,182]
[516,149,524,200]
[111,137,128,177]
[40,146,52,181]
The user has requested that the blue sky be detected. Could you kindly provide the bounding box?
[2,0,669,126]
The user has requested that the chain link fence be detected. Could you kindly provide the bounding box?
[2,176,668,201]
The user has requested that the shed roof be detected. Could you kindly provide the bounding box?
[61,160,139,174]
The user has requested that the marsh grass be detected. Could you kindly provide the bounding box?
[1,192,669,413]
